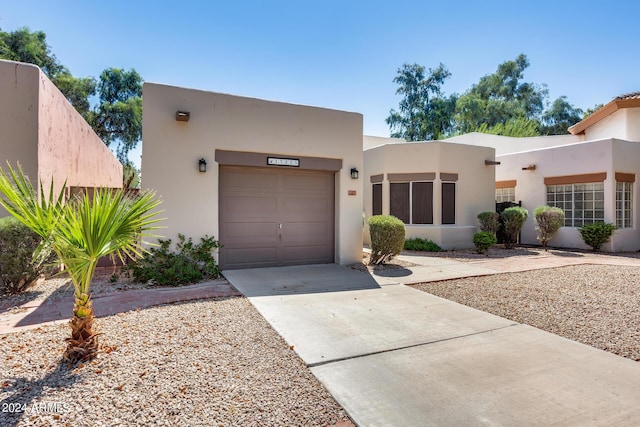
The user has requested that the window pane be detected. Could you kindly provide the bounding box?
[412,182,433,224]
[442,182,456,224]
[390,183,410,224]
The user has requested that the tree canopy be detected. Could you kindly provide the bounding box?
[388,54,586,139]
[386,63,457,141]
[0,26,142,164]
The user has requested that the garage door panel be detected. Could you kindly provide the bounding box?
[224,196,278,217]
[280,245,333,264]
[225,222,278,243]
[220,166,334,269]
[224,247,279,267]
[282,197,331,219]
[282,173,332,191]
[282,222,331,242]
[223,170,278,190]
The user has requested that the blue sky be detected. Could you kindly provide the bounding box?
[2,1,639,164]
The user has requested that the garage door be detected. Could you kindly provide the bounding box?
[219,166,335,269]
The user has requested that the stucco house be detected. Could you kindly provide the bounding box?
[0,60,122,204]
[445,92,640,252]
[141,83,363,269]
[362,136,496,249]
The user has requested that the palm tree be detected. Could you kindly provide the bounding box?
[0,164,161,363]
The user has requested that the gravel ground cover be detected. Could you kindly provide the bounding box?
[1,297,351,426]
[412,264,640,361]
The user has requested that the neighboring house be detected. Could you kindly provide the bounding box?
[0,59,122,209]
[141,83,363,270]
[363,137,496,250]
[445,92,640,252]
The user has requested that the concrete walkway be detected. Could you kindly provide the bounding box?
[224,255,640,426]
[369,249,640,285]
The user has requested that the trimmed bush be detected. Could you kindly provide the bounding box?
[501,206,528,249]
[533,206,564,250]
[477,212,500,235]
[404,238,443,252]
[126,234,221,286]
[0,216,56,294]
[578,222,616,251]
[473,231,497,254]
[369,215,405,265]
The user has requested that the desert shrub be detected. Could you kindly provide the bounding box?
[127,234,221,286]
[369,215,405,265]
[477,212,500,235]
[501,206,528,249]
[0,216,56,294]
[473,232,497,254]
[578,223,616,251]
[404,238,443,252]
[533,206,565,250]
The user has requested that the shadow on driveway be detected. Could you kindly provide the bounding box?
[223,264,382,297]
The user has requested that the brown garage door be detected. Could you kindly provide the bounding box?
[219,166,335,269]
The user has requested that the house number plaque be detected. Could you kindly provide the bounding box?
[267,157,300,167]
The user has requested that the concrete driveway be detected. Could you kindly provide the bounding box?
[224,264,640,426]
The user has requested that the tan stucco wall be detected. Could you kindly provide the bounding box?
[496,139,630,251]
[36,66,122,194]
[0,60,122,210]
[625,108,640,142]
[584,109,628,141]
[142,83,363,265]
[363,140,495,249]
[444,132,584,156]
[0,61,39,185]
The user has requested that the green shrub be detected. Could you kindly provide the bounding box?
[533,206,564,250]
[369,215,405,265]
[126,234,221,286]
[578,222,616,251]
[404,238,443,252]
[477,212,500,235]
[0,216,56,294]
[501,206,529,249]
[473,231,497,254]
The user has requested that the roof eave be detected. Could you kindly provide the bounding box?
[569,98,640,135]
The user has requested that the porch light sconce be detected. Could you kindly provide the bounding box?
[485,160,501,165]
[198,158,207,173]
[176,111,190,122]
[522,164,536,171]
[350,168,359,179]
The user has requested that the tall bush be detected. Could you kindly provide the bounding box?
[0,216,56,294]
[501,206,528,249]
[578,223,616,251]
[533,206,564,250]
[369,215,405,265]
[477,212,500,235]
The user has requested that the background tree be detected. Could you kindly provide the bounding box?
[88,68,143,163]
[386,63,457,141]
[455,54,548,134]
[540,96,584,135]
[0,26,142,164]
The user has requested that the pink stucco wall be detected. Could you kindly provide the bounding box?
[0,61,39,183]
[36,65,122,194]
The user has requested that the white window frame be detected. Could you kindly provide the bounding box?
[546,182,604,227]
[616,181,633,228]
[495,187,515,203]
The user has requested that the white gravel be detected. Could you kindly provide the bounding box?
[0,297,351,426]
[412,264,640,361]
